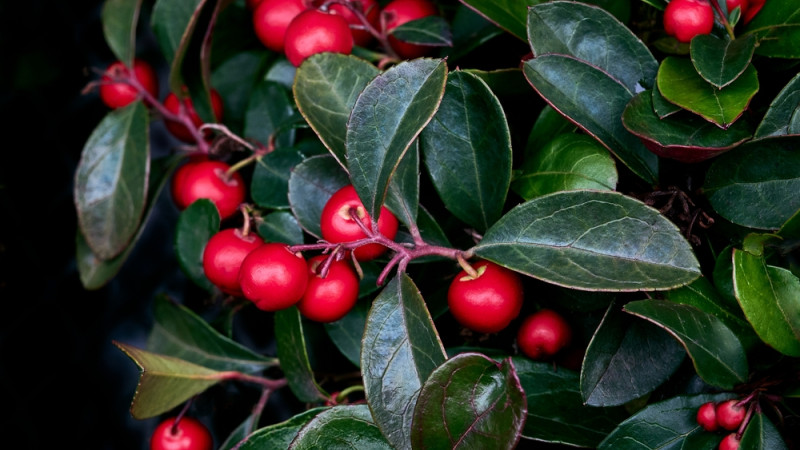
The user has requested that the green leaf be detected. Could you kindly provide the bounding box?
[740,412,790,450]
[146,295,276,373]
[656,57,759,129]
[743,2,800,59]
[623,300,749,389]
[173,198,218,292]
[289,404,391,449]
[651,84,682,118]
[411,354,527,450]
[251,147,304,209]
[386,139,420,227]
[361,274,447,450]
[293,53,380,169]
[114,341,227,419]
[755,72,800,138]
[473,190,700,291]
[101,0,142,64]
[150,0,208,92]
[527,0,658,94]
[237,407,328,450]
[287,154,350,238]
[690,34,756,89]
[511,133,618,201]
[75,102,150,260]
[581,304,685,407]
[275,307,327,402]
[346,58,447,219]
[244,79,296,149]
[257,211,304,245]
[733,249,800,357]
[324,299,370,368]
[524,104,578,160]
[211,50,269,136]
[703,136,800,230]
[420,70,512,232]
[523,54,659,185]
[390,16,453,47]
[598,393,736,449]
[515,357,626,447]
[459,0,546,41]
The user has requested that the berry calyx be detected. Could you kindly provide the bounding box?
[380,0,439,59]
[447,260,524,334]
[170,159,246,220]
[329,0,381,47]
[163,88,224,144]
[150,416,213,450]
[716,399,746,431]
[719,432,740,450]
[663,0,714,43]
[202,228,264,296]
[320,184,399,261]
[516,308,572,360]
[696,401,719,432]
[252,0,308,53]
[99,58,159,109]
[284,9,354,67]
[296,255,360,323]
[238,243,309,311]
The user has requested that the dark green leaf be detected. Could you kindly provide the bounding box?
[651,84,682,118]
[251,147,304,209]
[219,414,258,450]
[101,0,142,64]
[779,208,800,240]
[324,298,370,368]
[293,53,380,168]
[390,16,453,47]
[740,412,790,450]
[257,211,304,245]
[75,103,150,260]
[515,357,626,447]
[287,154,350,238]
[512,133,617,200]
[581,304,685,407]
[411,354,527,450]
[462,68,533,98]
[244,79,296,149]
[733,249,800,357]
[173,198,218,292]
[289,404,391,449]
[361,274,446,450]
[346,58,447,219]
[150,0,208,92]
[656,57,759,129]
[459,0,546,41]
[474,190,700,291]
[275,307,327,403]
[523,54,659,184]
[755,72,800,138]
[420,70,512,232]
[527,0,657,94]
[386,139,420,227]
[743,2,800,59]
[623,300,749,389]
[524,104,578,160]
[237,408,328,450]
[211,50,269,136]
[690,34,756,88]
[703,136,800,230]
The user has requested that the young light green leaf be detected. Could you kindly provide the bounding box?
[75,102,150,260]
[150,0,208,92]
[411,354,527,450]
[473,190,700,291]
[236,407,328,450]
[346,58,447,219]
[275,307,327,403]
[102,0,142,64]
[173,198,218,292]
[690,34,756,89]
[623,300,749,389]
[740,412,790,450]
[289,404,391,449]
[755,72,800,138]
[361,274,446,450]
[287,154,350,238]
[420,70,512,232]
[459,0,545,41]
[251,147,304,209]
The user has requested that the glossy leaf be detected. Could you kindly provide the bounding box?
[459,0,545,41]
[755,72,800,138]
[598,393,736,449]
[293,53,380,168]
[244,79,296,150]
[173,198,218,292]
[150,0,207,92]
[690,34,756,88]
[411,353,527,450]
[512,133,617,200]
[251,147,304,209]
[703,136,800,230]
[101,0,142,64]
[651,84,681,118]
[743,2,800,59]
[390,16,453,47]
[473,190,700,291]
[523,54,659,184]
[361,274,447,450]
[527,0,657,94]
[581,304,685,407]
[739,412,789,450]
[287,154,350,238]
[524,104,578,160]
[75,102,150,260]
[275,307,327,403]
[257,211,304,246]
[515,357,626,447]
[656,57,759,129]
[623,300,749,389]
[114,341,227,419]
[420,70,511,232]
[386,140,420,227]
[733,249,800,357]
[237,408,328,450]
[211,50,269,135]
[289,404,391,449]
[346,58,447,219]
[324,298,370,368]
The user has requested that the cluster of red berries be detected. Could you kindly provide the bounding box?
[663,0,766,43]
[696,398,747,450]
[250,0,439,66]
[150,416,213,450]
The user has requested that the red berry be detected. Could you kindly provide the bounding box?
[716,399,746,431]
[726,0,749,14]
[517,308,572,360]
[719,433,740,450]
[319,184,399,262]
[171,159,246,220]
[246,0,263,10]
[284,9,354,67]
[380,0,439,59]
[329,0,381,46]
[252,0,308,53]
[202,228,264,296]
[696,401,719,432]
[296,255,360,322]
[163,88,224,144]
[150,416,213,450]
[663,0,714,43]
[447,260,524,334]
[99,58,159,109]
[743,0,764,23]
[238,243,309,311]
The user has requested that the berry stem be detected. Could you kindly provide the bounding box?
[709,0,737,39]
